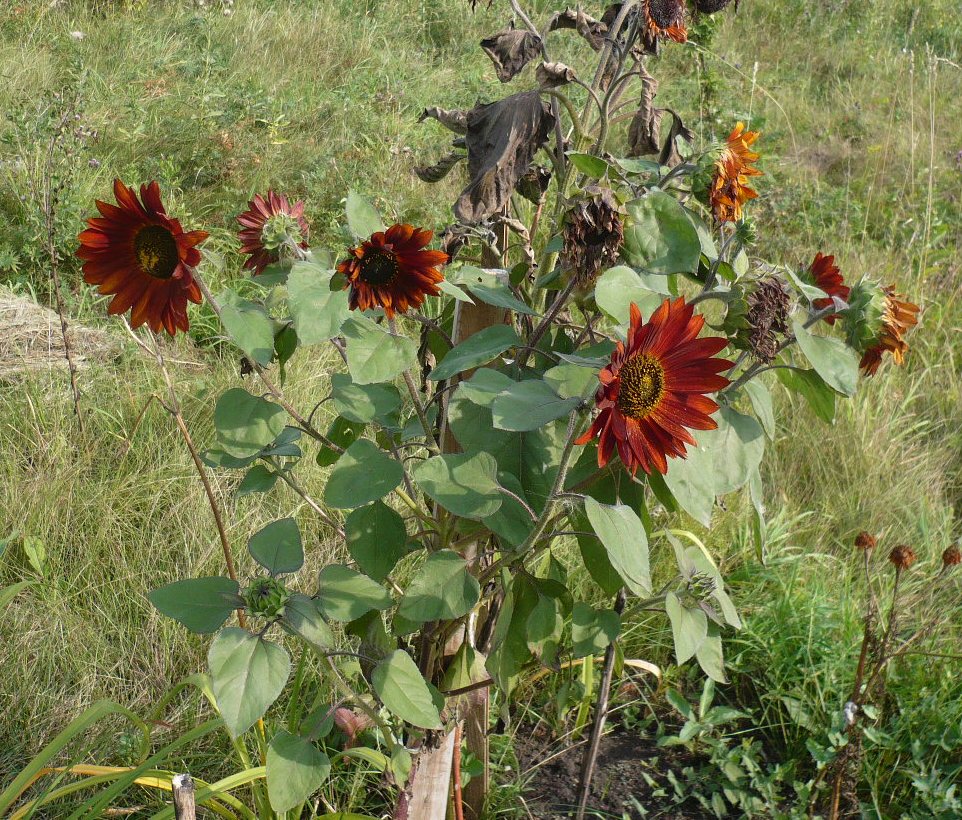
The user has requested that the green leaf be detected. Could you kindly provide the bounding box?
[274,324,298,384]
[248,517,304,575]
[397,550,480,624]
[287,261,350,344]
[0,581,32,610]
[571,603,621,658]
[457,368,516,404]
[467,281,539,316]
[595,265,664,324]
[583,498,651,597]
[486,575,537,691]
[703,407,765,496]
[663,441,715,527]
[743,379,775,439]
[437,278,474,303]
[316,417,366,467]
[267,730,331,813]
[343,315,418,385]
[214,388,287,459]
[567,152,611,178]
[281,593,333,648]
[623,191,701,275]
[331,373,402,425]
[218,290,275,366]
[695,624,727,683]
[324,439,403,509]
[572,509,623,596]
[665,592,708,665]
[412,452,502,519]
[792,318,859,397]
[208,628,291,736]
[22,536,46,575]
[543,364,599,400]
[237,464,278,496]
[371,650,443,729]
[149,577,240,634]
[491,380,581,432]
[685,208,718,260]
[776,367,836,423]
[316,565,392,622]
[428,324,522,382]
[346,190,385,238]
[485,472,535,547]
[345,501,408,581]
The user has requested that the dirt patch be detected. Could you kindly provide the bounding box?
[516,725,714,818]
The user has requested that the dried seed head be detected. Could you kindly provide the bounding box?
[695,0,734,12]
[942,545,961,568]
[561,186,624,290]
[888,544,917,571]
[731,276,791,363]
[854,531,877,551]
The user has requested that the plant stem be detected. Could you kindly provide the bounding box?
[389,318,440,455]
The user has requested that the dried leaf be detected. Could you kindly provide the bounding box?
[481,25,543,83]
[418,107,469,135]
[657,108,695,167]
[627,66,662,156]
[455,91,556,224]
[414,151,467,183]
[546,7,608,50]
[515,165,551,204]
[537,61,577,88]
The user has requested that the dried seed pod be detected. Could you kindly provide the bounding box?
[942,546,961,568]
[854,531,877,551]
[561,185,624,290]
[694,0,734,13]
[888,544,917,571]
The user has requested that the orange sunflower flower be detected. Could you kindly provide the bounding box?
[337,223,448,318]
[576,298,732,476]
[77,179,207,335]
[858,286,920,376]
[237,191,309,275]
[643,0,688,42]
[709,123,762,223]
[807,252,850,325]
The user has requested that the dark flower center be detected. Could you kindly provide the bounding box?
[134,224,179,279]
[358,248,399,286]
[647,0,681,28]
[617,353,666,419]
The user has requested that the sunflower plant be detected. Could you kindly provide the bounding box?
[65,1,922,817]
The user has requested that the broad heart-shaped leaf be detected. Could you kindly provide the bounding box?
[595,266,664,324]
[428,325,522,382]
[567,151,612,178]
[665,592,708,665]
[485,472,535,547]
[237,464,278,496]
[281,593,333,648]
[346,190,385,238]
[467,281,539,316]
[287,261,349,345]
[324,439,403,509]
[331,373,402,425]
[412,452,503,519]
[372,650,443,729]
[571,508,622,596]
[696,623,728,683]
[491,380,581,432]
[208,628,291,736]
[792,318,859,397]
[486,574,537,692]
[623,190,701,275]
[397,550,480,624]
[149,577,240,634]
[663,439,715,527]
[701,407,765,497]
[776,367,836,423]
[457,367,516,404]
[342,315,418,386]
[543,364,599,400]
[583,498,652,597]
[218,289,275,366]
[316,564,392,622]
[571,602,621,658]
[743,379,775,440]
[214,389,287,459]
[247,517,303,575]
[345,501,408,581]
[267,729,331,813]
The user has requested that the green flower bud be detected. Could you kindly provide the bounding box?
[260,212,305,253]
[243,576,291,618]
[843,279,886,354]
[734,218,758,248]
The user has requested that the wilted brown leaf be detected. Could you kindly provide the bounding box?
[414,150,467,183]
[418,106,469,134]
[536,61,577,88]
[480,25,543,83]
[546,7,608,50]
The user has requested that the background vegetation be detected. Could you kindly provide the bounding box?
[1,0,960,814]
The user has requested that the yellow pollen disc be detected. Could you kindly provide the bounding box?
[616,353,666,420]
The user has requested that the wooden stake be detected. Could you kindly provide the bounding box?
[171,773,196,820]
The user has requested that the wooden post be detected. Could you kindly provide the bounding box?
[171,773,196,820]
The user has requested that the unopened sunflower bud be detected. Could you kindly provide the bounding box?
[888,544,917,571]
[687,571,718,601]
[854,531,877,551]
[734,218,758,248]
[243,576,290,618]
[843,279,887,353]
[942,546,961,568]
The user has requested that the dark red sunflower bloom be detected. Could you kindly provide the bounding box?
[237,190,309,275]
[808,252,849,325]
[576,298,732,476]
[76,179,207,335]
[337,223,448,318]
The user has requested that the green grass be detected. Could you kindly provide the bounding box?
[2,0,962,815]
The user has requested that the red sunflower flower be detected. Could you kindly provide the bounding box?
[807,252,849,324]
[337,223,448,318]
[576,298,732,476]
[643,0,688,42]
[237,190,309,275]
[709,123,762,223]
[77,179,207,335]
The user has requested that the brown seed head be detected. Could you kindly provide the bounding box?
[888,544,917,571]
[942,545,961,568]
[854,531,877,551]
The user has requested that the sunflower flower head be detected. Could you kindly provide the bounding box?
[844,279,919,376]
[695,0,734,11]
[243,576,290,618]
[643,0,688,43]
[709,123,762,224]
[942,546,961,569]
[337,223,448,318]
[576,298,732,476]
[854,531,877,551]
[76,179,207,335]
[725,276,791,363]
[805,252,850,325]
[561,185,624,295]
[888,544,917,572]
[237,191,309,275]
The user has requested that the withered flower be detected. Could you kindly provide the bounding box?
[695,0,734,11]
[710,123,762,223]
[333,707,374,748]
[561,186,624,290]
[855,531,877,551]
[643,0,687,43]
[942,546,961,568]
[857,286,920,376]
[888,544,917,571]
